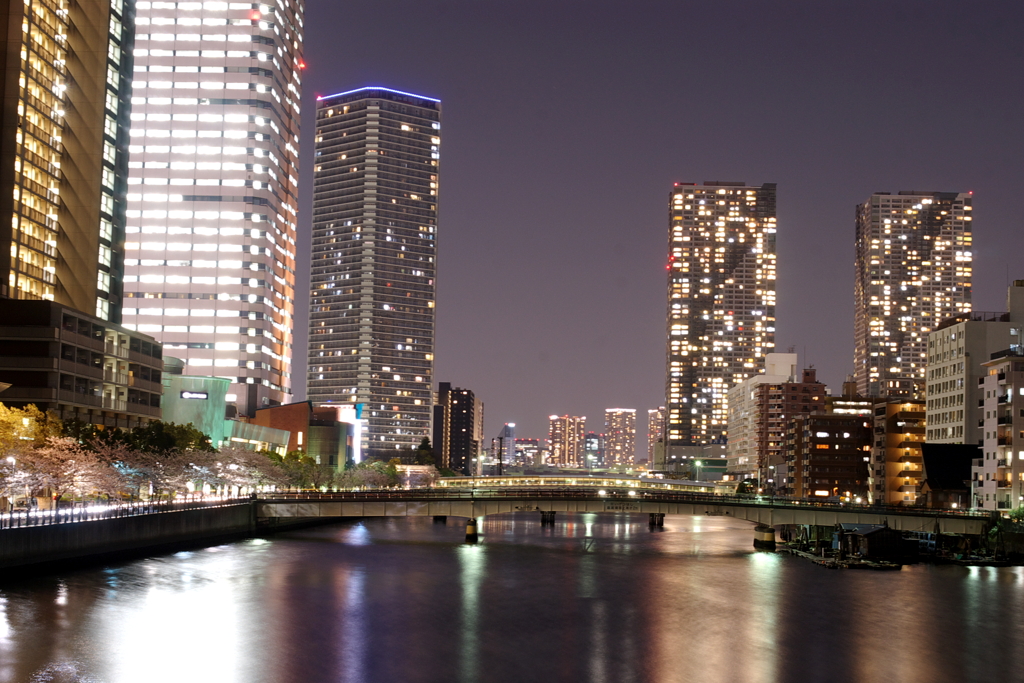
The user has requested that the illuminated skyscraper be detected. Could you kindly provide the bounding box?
[120,1,305,417]
[853,191,973,397]
[604,408,636,465]
[548,415,585,466]
[665,181,777,447]
[0,0,136,320]
[306,87,440,458]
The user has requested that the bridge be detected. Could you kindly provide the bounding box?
[257,486,991,535]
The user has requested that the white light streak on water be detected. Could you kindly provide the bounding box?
[458,538,486,683]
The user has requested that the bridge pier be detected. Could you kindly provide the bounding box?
[648,513,665,528]
[753,524,776,551]
[433,516,447,524]
[465,518,478,543]
[539,511,557,526]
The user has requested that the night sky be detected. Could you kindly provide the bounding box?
[292,1,1024,454]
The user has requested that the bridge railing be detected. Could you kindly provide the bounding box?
[258,487,991,520]
[0,497,252,531]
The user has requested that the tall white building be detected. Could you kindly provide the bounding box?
[854,191,973,398]
[665,181,777,447]
[306,87,440,458]
[604,408,636,465]
[121,0,304,417]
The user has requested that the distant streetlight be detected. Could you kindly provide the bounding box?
[694,460,703,481]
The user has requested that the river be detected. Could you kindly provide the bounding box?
[0,513,1021,683]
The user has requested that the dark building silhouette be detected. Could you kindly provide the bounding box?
[433,383,483,475]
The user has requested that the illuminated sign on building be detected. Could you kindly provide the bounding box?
[180,391,209,400]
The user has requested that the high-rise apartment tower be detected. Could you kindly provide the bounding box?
[548,415,585,466]
[306,87,440,458]
[120,1,305,417]
[604,408,636,465]
[853,191,972,397]
[665,181,777,446]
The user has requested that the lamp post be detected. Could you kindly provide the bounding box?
[694,460,702,482]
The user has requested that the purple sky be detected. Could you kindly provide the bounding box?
[292,1,1024,455]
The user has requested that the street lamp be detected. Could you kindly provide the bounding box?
[694,460,702,482]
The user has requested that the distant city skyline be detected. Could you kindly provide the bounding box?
[291,1,1024,444]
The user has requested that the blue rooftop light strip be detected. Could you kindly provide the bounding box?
[317,86,440,103]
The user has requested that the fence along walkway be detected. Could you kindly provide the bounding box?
[0,497,252,531]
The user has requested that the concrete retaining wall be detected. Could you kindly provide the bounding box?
[0,503,256,571]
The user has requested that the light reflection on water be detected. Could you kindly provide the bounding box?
[0,513,1021,683]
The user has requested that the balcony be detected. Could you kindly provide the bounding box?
[996,459,1008,468]
[103,397,128,412]
[998,437,1013,447]
[997,480,1012,488]
[103,370,129,385]
[998,395,1010,404]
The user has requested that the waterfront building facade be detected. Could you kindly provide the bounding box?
[548,415,585,466]
[603,408,636,465]
[853,191,973,398]
[665,181,777,447]
[306,87,440,458]
[121,0,305,417]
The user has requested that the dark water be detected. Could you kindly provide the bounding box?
[1,513,1022,683]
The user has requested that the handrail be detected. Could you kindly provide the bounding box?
[0,497,251,531]
[255,487,990,519]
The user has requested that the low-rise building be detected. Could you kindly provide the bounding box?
[0,301,162,428]
[786,412,872,500]
[726,353,798,480]
[252,402,357,470]
[161,358,289,454]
